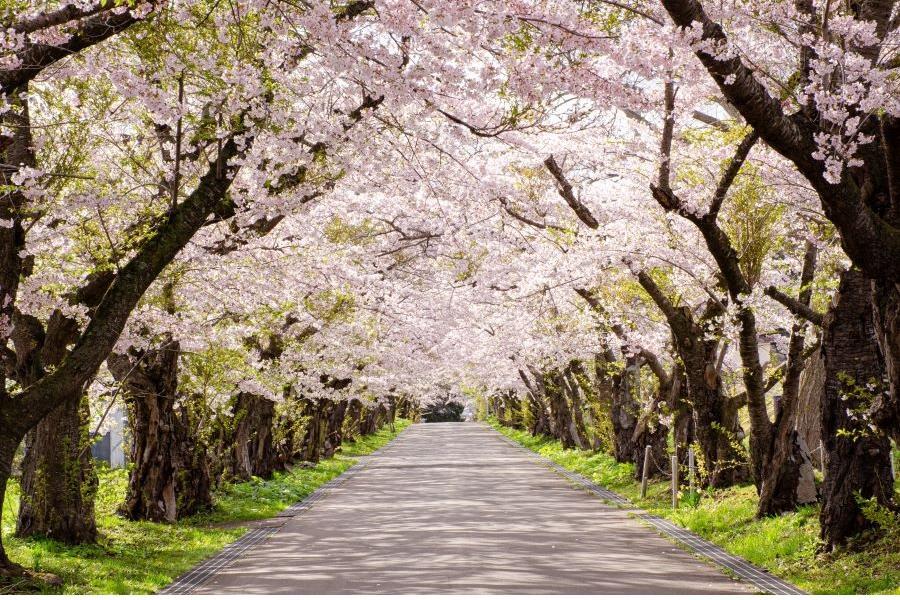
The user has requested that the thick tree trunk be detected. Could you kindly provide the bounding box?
[344,398,363,443]
[108,343,180,522]
[872,281,900,443]
[796,347,825,469]
[323,399,348,459]
[16,392,97,544]
[611,358,640,463]
[527,393,552,436]
[108,341,213,521]
[173,400,213,517]
[545,371,583,449]
[0,434,19,574]
[230,392,277,480]
[820,269,895,550]
[690,375,749,488]
[299,398,330,463]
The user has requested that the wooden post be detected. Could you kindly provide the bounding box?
[671,454,679,509]
[640,445,651,499]
[687,447,695,496]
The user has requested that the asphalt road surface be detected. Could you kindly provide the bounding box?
[194,422,753,594]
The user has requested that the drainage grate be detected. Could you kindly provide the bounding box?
[161,527,272,594]
[641,515,805,595]
[492,427,804,595]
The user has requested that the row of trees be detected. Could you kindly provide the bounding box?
[0,0,898,577]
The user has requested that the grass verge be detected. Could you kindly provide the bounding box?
[1,420,410,594]
[488,419,900,595]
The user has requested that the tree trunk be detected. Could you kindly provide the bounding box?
[323,399,348,459]
[527,392,552,436]
[16,392,98,544]
[358,401,387,437]
[563,373,590,445]
[545,371,583,449]
[230,392,277,480]
[820,268,895,551]
[0,436,19,574]
[689,371,749,488]
[108,340,213,521]
[872,281,900,444]
[108,343,180,522]
[758,243,819,516]
[173,399,213,517]
[673,400,694,468]
[611,358,640,463]
[637,273,749,488]
[395,395,416,421]
[299,398,329,463]
[632,363,680,480]
[344,398,363,443]
[796,346,825,469]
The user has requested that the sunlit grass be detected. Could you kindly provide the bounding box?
[1,420,409,594]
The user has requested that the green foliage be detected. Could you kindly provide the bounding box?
[323,217,377,246]
[1,421,409,593]
[302,288,357,324]
[488,420,900,594]
[721,165,785,288]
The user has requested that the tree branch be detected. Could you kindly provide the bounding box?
[12,134,248,434]
[708,129,759,218]
[543,155,600,229]
[2,1,160,94]
[764,285,824,326]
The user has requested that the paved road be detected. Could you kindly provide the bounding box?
[194,422,753,594]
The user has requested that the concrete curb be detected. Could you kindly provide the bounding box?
[490,425,805,595]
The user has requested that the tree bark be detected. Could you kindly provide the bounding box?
[545,370,584,450]
[12,310,96,544]
[610,357,640,462]
[796,346,825,469]
[519,368,552,437]
[757,242,819,516]
[16,392,98,544]
[344,398,363,443]
[820,268,896,550]
[527,392,552,436]
[299,397,330,463]
[229,392,277,480]
[0,433,22,574]
[108,339,212,522]
[637,272,749,487]
[323,399,348,459]
[871,281,900,443]
[173,399,213,517]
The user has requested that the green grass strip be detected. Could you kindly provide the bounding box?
[1,420,409,594]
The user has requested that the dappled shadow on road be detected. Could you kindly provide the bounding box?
[198,423,751,594]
